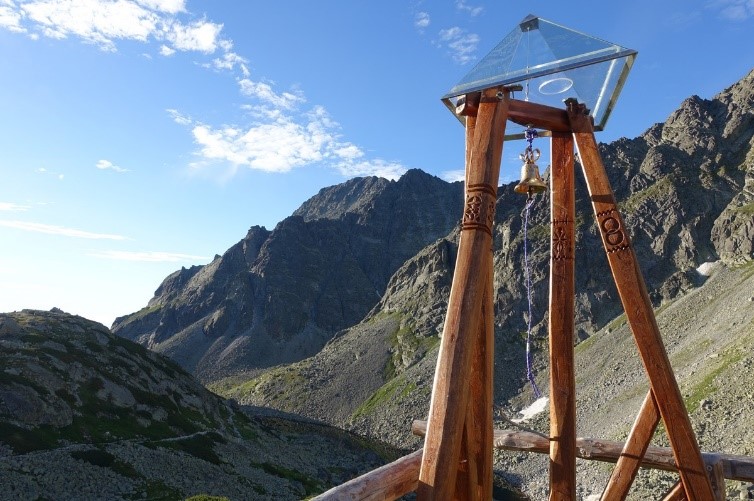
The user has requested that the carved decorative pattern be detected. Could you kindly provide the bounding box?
[597,208,630,253]
[462,183,497,235]
[551,219,573,261]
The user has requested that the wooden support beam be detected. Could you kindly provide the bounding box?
[601,390,661,500]
[411,422,754,483]
[507,99,571,132]
[459,249,495,499]
[417,87,508,499]
[310,449,422,501]
[566,98,715,500]
[661,481,687,501]
[548,131,577,501]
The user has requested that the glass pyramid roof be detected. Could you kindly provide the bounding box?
[442,14,637,137]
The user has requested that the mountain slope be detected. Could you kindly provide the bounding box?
[0,309,397,500]
[112,169,463,383]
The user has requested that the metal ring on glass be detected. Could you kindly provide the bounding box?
[538,77,574,95]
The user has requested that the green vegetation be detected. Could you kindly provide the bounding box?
[733,201,754,214]
[0,422,59,454]
[150,432,227,465]
[385,317,439,379]
[128,304,163,322]
[683,348,744,412]
[255,462,324,497]
[185,496,231,501]
[351,375,416,421]
[619,176,674,213]
[606,313,627,333]
[142,480,183,500]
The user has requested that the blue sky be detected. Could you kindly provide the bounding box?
[1,0,753,327]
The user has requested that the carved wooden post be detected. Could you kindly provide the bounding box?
[548,131,577,500]
[417,87,508,499]
[566,98,715,500]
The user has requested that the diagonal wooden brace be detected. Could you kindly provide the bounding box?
[566,98,715,500]
[601,390,661,500]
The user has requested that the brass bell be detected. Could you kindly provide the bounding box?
[514,147,547,195]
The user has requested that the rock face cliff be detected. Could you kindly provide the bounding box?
[112,170,463,383]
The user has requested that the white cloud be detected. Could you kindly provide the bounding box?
[332,144,363,161]
[4,0,233,60]
[166,108,192,125]
[711,0,754,19]
[36,166,65,179]
[88,250,209,262]
[0,220,126,239]
[96,159,129,173]
[335,159,406,180]
[441,169,465,182]
[438,26,479,64]
[134,0,184,14]
[209,50,247,72]
[191,118,326,173]
[0,202,31,212]
[415,11,430,30]
[238,79,305,110]
[0,1,24,32]
[178,102,407,179]
[455,0,483,16]
[21,0,160,51]
[165,18,222,53]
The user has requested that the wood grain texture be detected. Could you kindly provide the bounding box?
[508,99,570,132]
[660,481,686,501]
[417,87,508,500]
[548,132,577,501]
[601,390,660,501]
[311,450,421,501]
[410,422,754,483]
[566,100,715,500]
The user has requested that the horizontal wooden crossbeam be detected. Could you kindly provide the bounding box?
[412,421,754,483]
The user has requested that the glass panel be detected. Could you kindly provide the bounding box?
[441,14,636,136]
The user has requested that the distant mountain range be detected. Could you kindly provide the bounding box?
[109,68,754,498]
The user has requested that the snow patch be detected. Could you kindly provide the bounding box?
[696,261,720,277]
[511,396,549,423]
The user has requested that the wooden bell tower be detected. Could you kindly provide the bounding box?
[415,88,723,500]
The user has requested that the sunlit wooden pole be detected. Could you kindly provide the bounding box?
[567,98,715,500]
[548,131,577,500]
[417,87,508,499]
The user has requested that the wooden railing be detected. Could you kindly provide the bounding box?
[311,422,754,500]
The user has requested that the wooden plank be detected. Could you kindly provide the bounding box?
[661,481,687,501]
[417,87,508,499]
[601,390,660,500]
[507,99,571,132]
[548,131,577,501]
[410,422,754,483]
[311,449,421,501]
[566,98,715,500]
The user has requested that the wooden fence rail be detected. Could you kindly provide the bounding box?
[412,421,754,483]
[312,424,754,500]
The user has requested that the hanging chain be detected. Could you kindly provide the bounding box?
[522,170,542,399]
